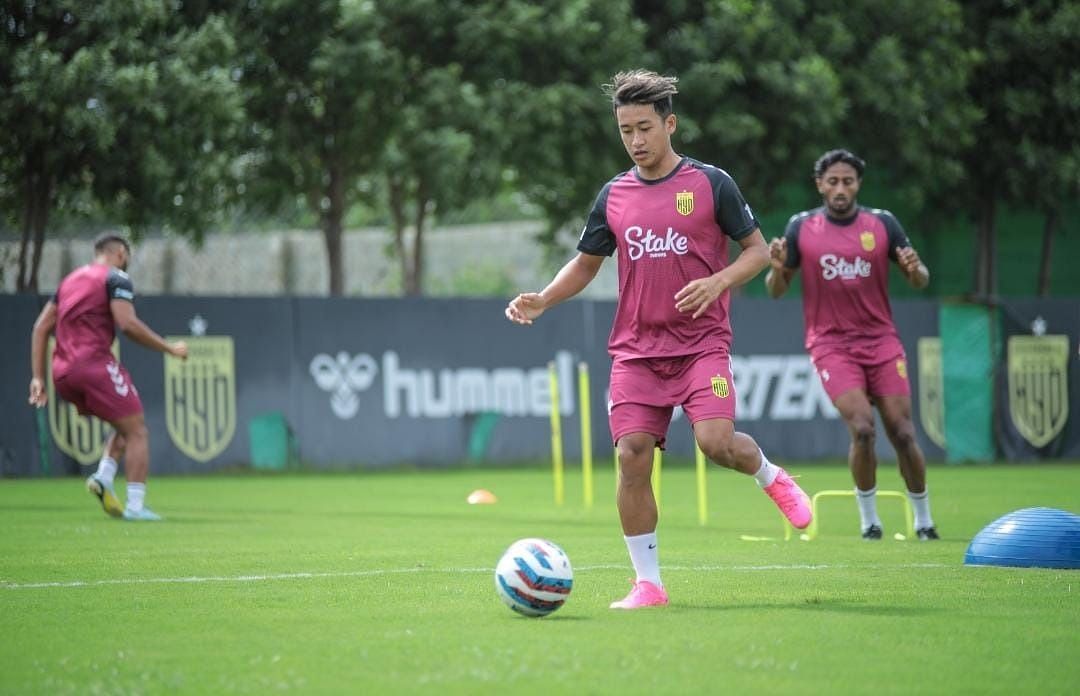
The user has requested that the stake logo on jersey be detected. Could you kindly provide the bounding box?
[46,337,119,464]
[675,190,694,216]
[625,226,690,260]
[711,375,729,398]
[819,254,871,281]
[165,336,236,462]
[1007,335,1069,448]
[916,338,945,448]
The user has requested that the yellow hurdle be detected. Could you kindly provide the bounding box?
[784,489,914,540]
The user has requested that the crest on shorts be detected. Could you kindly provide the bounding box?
[711,375,729,398]
[165,336,236,462]
[676,191,694,216]
[916,337,945,449]
[1007,335,1069,448]
[860,231,876,252]
[896,359,907,380]
[46,338,118,465]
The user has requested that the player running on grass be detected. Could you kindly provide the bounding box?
[765,149,939,541]
[28,233,188,521]
[505,70,812,610]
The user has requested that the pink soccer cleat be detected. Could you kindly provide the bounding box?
[609,580,669,609]
[763,468,813,529]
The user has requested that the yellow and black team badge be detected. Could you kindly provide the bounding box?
[46,337,119,465]
[1007,335,1069,448]
[916,337,945,449]
[860,231,876,252]
[165,336,236,462]
[711,375,729,399]
[896,359,907,380]
[676,190,694,217]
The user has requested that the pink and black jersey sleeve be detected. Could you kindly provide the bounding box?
[693,160,759,241]
[782,208,821,269]
[873,209,912,262]
[106,268,135,302]
[577,174,626,257]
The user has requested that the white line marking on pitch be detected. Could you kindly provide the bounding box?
[0,563,949,590]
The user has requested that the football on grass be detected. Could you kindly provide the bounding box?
[494,538,573,617]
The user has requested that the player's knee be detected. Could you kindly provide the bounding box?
[889,423,917,450]
[851,420,876,447]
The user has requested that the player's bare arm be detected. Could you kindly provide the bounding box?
[676,229,770,319]
[110,300,188,359]
[895,246,930,290]
[506,252,604,326]
[764,237,797,298]
[28,300,57,407]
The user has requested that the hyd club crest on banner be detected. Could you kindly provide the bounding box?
[675,190,694,216]
[165,336,236,462]
[1007,335,1069,448]
[46,337,117,465]
[917,337,945,449]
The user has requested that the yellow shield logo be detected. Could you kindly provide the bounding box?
[860,231,876,252]
[916,338,945,448]
[676,191,694,216]
[711,375,729,398]
[1008,335,1069,448]
[165,336,236,462]
[46,338,118,464]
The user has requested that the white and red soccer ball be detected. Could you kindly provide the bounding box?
[494,538,573,617]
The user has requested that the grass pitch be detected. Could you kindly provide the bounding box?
[2,462,1078,694]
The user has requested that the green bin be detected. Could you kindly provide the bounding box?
[248,412,299,471]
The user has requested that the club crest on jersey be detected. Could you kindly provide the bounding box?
[711,375,729,398]
[46,338,118,464]
[165,336,236,462]
[860,231,876,252]
[675,190,694,216]
[1007,335,1069,448]
[917,338,945,449]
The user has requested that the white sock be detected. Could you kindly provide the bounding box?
[752,449,780,487]
[126,482,146,512]
[95,457,118,486]
[907,489,934,530]
[855,486,881,531]
[624,533,662,587]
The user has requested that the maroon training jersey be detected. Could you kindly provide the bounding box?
[52,263,135,376]
[783,206,911,352]
[577,157,759,359]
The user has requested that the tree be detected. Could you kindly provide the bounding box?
[0,0,243,292]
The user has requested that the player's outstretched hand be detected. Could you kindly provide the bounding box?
[505,293,546,326]
[896,246,922,275]
[768,237,787,270]
[28,377,47,408]
[675,276,728,319]
[170,341,189,360]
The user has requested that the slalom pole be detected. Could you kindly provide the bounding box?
[577,362,594,509]
[548,361,564,506]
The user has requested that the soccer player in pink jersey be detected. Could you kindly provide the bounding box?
[765,149,939,541]
[505,70,812,609]
[28,234,188,521]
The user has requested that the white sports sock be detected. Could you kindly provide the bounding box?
[855,486,882,531]
[907,489,934,530]
[126,482,146,512]
[624,533,662,587]
[752,449,780,487]
[95,457,118,486]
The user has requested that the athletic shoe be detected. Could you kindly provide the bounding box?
[916,526,940,541]
[609,580,669,609]
[862,524,883,540]
[85,476,123,518]
[122,507,162,522]
[763,469,812,529]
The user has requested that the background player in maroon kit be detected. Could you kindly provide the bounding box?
[28,234,188,521]
[506,70,812,609]
[765,149,939,540]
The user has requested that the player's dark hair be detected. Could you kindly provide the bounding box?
[814,149,866,179]
[93,233,130,255]
[603,70,679,118]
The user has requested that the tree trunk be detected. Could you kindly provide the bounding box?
[16,149,40,293]
[387,175,410,295]
[28,176,52,293]
[974,196,997,300]
[1036,207,1058,297]
[322,160,346,296]
[407,180,429,297]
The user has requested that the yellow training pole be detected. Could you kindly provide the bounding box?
[548,361,564,506]
[695,444,707,526]
[651,447,662,511]
[577,362,594,509]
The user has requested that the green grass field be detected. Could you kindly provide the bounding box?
[2,462,1078,694]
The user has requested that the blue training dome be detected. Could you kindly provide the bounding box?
[965,507,1080,569]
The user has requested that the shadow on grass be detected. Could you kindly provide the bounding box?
[674,599,936,616]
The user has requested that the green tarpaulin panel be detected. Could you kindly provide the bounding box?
[249,412,299,471]
[940,303,998,462]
